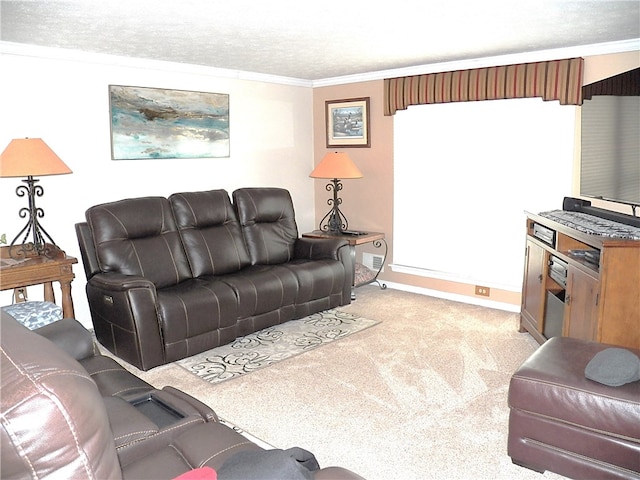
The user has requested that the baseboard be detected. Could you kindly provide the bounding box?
[381,281,521,313]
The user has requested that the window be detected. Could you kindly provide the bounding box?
[393,98,576,289]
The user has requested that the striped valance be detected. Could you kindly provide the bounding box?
[384,57,584,115]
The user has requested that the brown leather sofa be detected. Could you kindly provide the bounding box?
[508,336,640,479]
[76,188,352,370]
[1,311,364,479]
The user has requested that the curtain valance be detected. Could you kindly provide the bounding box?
[582,67,639,100]
[384,57,584,115]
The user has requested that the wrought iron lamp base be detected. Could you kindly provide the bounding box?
[318,178,351,233]
[8,176,60,259]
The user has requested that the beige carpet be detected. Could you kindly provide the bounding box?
[122,286,564,480]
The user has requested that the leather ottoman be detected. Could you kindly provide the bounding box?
[508,336,640,479]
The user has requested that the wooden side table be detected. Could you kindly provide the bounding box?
[0,245,77,318]
[302,230,387,299]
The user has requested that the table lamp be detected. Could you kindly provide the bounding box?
[310,152,362,233]
[0,138,72,258]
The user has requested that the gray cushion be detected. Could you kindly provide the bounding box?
[585,347,640,387]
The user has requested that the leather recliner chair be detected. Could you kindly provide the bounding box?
[1,311,364,479]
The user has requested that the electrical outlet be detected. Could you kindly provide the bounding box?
[14,287,28,303]
[475,285,490,297]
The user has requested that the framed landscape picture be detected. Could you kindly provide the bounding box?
[109,85,230,159]
[325,97,370,148]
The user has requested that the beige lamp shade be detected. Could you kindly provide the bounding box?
[0,138,72,177]
[310,152,363,179]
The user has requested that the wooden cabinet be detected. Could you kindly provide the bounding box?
[520,212,640,349]
[563,266,598,341]
[520,240,547,342]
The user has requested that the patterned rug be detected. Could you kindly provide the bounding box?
[178,309,379,384]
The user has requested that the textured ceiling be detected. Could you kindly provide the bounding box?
[2,0,639,81]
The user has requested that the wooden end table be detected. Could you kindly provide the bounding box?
[0,245,78,318]
[302,230,387,299]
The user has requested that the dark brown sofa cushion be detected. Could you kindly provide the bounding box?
[233,188,348,318]
[156,278,239,362]
[233,187,298,265]
[170,190,251,276]
[87,196,191,288]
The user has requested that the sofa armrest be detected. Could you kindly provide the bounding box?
[104,388,214,468]
[86,272,165,371]
[88,272,157,291]
[161,386,218,423]
[295,238,353,305]
[34,318,96,360]
[294,237,348,261]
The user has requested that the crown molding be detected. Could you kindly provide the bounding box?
[0,42,313,88]
[312,38,640,87]
[2,38,637,89]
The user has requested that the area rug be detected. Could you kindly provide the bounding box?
[177,309,379,384]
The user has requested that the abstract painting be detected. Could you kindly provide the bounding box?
[109,85,229,159]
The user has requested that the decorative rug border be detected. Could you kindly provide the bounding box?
[177,309,379,385]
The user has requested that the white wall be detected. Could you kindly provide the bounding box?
[0,47,314,327]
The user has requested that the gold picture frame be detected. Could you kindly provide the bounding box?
[325,97,370,148]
